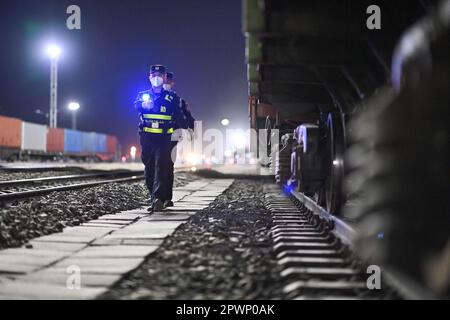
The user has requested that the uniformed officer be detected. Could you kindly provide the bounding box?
[163,71,195,208]
[134,65,188,212]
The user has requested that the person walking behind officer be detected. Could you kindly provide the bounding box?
[162,71,195,207]
[134,65,188,212]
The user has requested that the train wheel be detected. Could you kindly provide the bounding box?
[265,116,273,159]
[324,112,345,215]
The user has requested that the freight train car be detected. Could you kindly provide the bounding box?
[0,115,120,162]
[0,115,22,161]
[243,0,450,296]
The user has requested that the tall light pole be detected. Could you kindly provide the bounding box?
[68,102,80,130]
[46,45,61,128]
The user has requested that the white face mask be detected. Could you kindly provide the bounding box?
[150,76,164,88]
[163,84,172,91]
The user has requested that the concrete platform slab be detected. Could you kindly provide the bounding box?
[21,271,123,288]
[0,264,38,274]
[70,245,158,259]
[52,257,144,274]
[97,214,138,221]
[32,234,97,244]
[0,281,107,300]
[26,241,87,252]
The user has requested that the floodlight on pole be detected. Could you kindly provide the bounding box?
[46,45,61,60]
[221,118,230,127]
[68,102,80,130]
[46,44,62,128]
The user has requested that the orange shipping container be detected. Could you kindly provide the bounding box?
[107,135,117,154]
[47,128,65,152]
[0,115,22,148]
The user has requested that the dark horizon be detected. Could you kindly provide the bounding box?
[0,0,248,154]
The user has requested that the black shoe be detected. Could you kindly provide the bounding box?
[163,200,174,208]
[152,198,164,212]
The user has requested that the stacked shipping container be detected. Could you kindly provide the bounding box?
[64,129,83,153]
[0,116,21,148]
[47,128,65,152]
[0,115,119,160]
[21,122,47,152]
[107,135,117,155]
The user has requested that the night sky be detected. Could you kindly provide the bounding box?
[0,0,248,153]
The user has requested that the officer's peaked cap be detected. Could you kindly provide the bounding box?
[150,65,166,74]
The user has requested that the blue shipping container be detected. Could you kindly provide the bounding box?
[95,133,107,153]
[64,129,82,153]
[81,132,96,153]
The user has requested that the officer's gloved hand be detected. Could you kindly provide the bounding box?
[142,100,153,110]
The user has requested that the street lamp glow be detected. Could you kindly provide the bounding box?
[46,45,61,60]
[68,102,80,130]
[68,102,80,111]
[130,146,137,161]
[221,118,230,127]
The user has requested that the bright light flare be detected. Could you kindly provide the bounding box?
[68,102,80,111]
[224,150,232,158]
[187,153,200,165]
[130,146,137,160]
[46,45,62,60]
[221,118,230,127]
[232,130,247,149]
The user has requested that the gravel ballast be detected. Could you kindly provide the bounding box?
[0,172,196,249]
[0,169,84,182]
[101,179,286,300]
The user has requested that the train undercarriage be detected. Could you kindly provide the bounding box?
[243,0,450,297]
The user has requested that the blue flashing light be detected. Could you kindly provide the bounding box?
[283,183,295,194]
[142,93,150,102]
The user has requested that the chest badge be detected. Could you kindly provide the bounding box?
[151,122,159,129]
[160,106,166,113]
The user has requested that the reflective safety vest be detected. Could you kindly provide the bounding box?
[142,113,175,134]
[140,92,176,135]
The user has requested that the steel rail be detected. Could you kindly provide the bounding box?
[290,190,357,247]
[0,172,123,187]
[0,174,145,202]
[0,165,197,202]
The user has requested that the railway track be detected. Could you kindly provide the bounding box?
[264,183,440,299]
[0,165,199,202]
[0,170,145,202]
[263,184,402,300]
